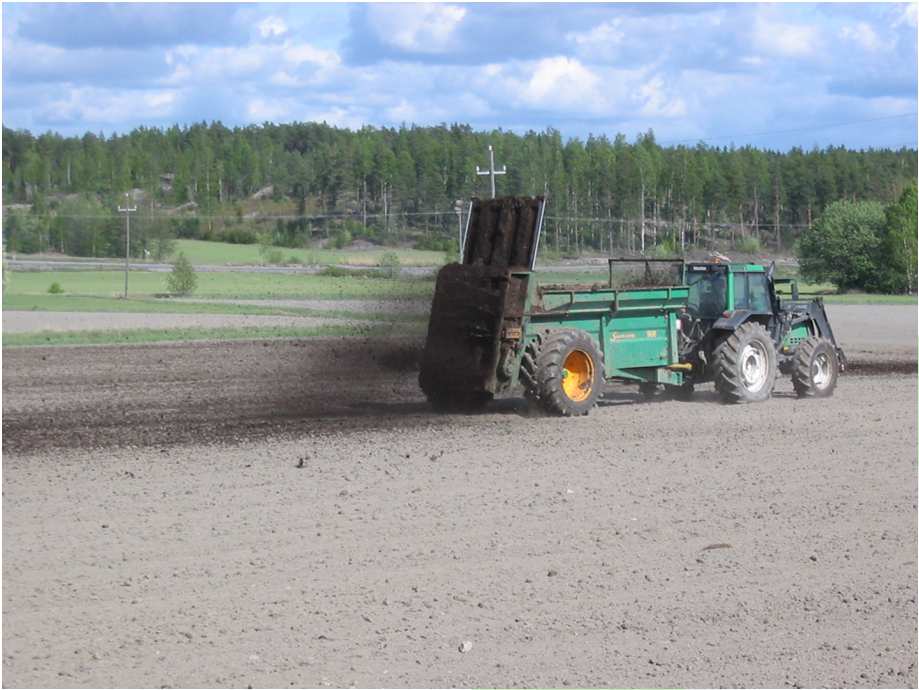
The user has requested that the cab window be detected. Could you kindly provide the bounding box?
[733,272,771,312]
[686,269,727,318]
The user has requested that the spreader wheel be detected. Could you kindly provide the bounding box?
[532,330,604,416]
[791,337,839,398]
[712,321,777,404]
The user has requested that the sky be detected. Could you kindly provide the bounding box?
[2,2,917,150]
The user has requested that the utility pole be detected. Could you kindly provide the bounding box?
[118,193,137,299]
[453,200,465,262]
[475,145,506,199]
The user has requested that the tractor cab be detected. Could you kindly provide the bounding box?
[683,262,774,319]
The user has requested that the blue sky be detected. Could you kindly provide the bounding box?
[2,2,917,149]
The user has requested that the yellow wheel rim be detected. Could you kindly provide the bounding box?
[561,350,594,402]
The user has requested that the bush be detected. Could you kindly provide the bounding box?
[222,228,257,244]
[320,265,352,277]
[441,238,460,264]
[651,236,681,258]
[285,255,304,265]
[798,200,885,292]
[264,249,284,265]
[48,281,64,294]
[734,235,762,255]
[378,251,401,278]
[415,234,455,252]
[877,185,918,294]
[175,217,201,240]
[166,252,197,295]
[332,228,353,250]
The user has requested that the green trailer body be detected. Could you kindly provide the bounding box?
[521,278,688,387]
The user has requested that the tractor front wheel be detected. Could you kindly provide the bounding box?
[791,337,839,398]
[712,322,777,404]
[529,330,604,416]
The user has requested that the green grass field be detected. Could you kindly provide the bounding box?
[5,269,436,300]
[7,239,447,267]
[6,266,912,305]
[173,239,445,267]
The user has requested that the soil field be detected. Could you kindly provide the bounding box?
[2,311,917,687]
[2,311,368,334]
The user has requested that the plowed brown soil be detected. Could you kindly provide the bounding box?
[3,332,916,688]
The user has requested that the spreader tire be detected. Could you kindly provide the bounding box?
[520,334,543,402]
[712,321,777,404]
[791,337,839,398]
[532,330,604,416]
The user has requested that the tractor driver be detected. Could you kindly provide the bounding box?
[700,272,726,317]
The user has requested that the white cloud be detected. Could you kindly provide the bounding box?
[894,3,918,28]
[248,98,289,121]
[308,106,366,129]
[840,22,881,51]
[38,87,178,125]
[521,57,600,108]
[257,16,288,39]
[160,40,341,90]
[367,4,466,53]
[269,70,300,87]
[385,99,418,122]
[639,76,687,118]
[753,15,820,58]
[568,19,624,48]
[283,42,340,68]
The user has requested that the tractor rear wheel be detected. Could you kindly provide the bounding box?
[712,321,777,404]
[530,330,604,416]
[791,337,839,398]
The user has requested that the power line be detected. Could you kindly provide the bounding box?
[659,112,918,147]
[545,215,811,229]
[24,211,822,229]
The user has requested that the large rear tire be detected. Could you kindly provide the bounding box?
[712,321,777,404]
[791,337,839,398]
[528,330,604,416]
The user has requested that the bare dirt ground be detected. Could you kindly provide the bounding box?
[2,307,917,688]
[1,311,369,334]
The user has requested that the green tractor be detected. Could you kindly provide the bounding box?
[653,258,846,403]
[419,196,846,415]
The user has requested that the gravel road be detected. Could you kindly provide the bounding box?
[3,323,917,688]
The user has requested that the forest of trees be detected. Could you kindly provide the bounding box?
[2,121,917,259]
